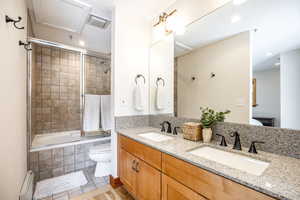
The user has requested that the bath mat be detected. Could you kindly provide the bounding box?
[34,171,87,199]
[71,185,134,200]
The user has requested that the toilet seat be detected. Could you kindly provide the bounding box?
[88,143,112,177]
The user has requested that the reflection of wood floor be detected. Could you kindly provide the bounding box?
[71,185,135,200]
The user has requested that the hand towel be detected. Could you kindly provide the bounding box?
[156,83,165,110]
[100,95,113,131]
[133,81,145,111]
[83,94,101,131]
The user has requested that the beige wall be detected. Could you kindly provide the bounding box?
[0,0,28,199]
[177,32,251,123]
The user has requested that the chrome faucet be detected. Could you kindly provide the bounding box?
[230,131,242,150]
[160,121,172,133]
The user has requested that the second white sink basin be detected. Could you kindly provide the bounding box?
[189,146,269,176]
[138,132,173,142]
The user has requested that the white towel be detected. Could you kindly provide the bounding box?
[156,84,165,110]
[133,81,145,111]
[83,95,101,131]
[100,95,113,131]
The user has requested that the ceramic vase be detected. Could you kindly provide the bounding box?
[203,128,212,143]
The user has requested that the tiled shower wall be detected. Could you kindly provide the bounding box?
[31,44,81,137]
[85,55,111,95]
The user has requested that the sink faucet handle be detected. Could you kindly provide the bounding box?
[248,141,265,154]
[230,131,242,150]
[160,123,166,132]
[162,121,172,133]
[216,134,227,147]
[173,127,182,135]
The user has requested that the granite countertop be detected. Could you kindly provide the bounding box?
[117,127,300,200]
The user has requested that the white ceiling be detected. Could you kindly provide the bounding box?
[175,0,300,72]
[27,0,113,54]
[26,0,176,54]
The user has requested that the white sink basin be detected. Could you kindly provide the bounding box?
[138,132,173,142]
[189,146,269,176]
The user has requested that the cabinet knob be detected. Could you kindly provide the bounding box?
[132,160,136,171]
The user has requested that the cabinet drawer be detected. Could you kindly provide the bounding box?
[162,153,276,200]
[119,135,162,170]
[162,174,207,200]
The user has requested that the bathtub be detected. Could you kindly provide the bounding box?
[30,130,111,152]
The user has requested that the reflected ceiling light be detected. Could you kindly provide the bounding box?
[79,40,85,46]
[233,0,248,5]
[153,9,186,37]
[231,15,241,23]
[274,62,280,66]
[266,52,273,57]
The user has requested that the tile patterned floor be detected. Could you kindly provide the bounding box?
[39,167,110,200]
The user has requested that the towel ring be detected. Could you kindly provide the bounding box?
[156,77,165,87]
[135,74,146,84]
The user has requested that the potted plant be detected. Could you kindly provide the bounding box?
[200,107,230,143]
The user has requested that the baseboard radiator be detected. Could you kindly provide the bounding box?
[19,170,34,200]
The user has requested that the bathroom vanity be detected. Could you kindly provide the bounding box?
[117,127,300,200]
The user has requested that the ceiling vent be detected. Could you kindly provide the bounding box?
[87,14,111,29]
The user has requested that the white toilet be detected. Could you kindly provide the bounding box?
[89,143,111,177]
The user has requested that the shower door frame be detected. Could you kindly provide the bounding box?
[27,37,87,145]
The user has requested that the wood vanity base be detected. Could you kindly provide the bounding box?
[118,134,276,200]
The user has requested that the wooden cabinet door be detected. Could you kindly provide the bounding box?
[119,148,137,196]
[162,174,207,200]
[136,159,161,200]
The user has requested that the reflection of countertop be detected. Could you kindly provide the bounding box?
[117,127,300,200]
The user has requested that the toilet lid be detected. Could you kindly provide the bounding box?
[89,143,111,154]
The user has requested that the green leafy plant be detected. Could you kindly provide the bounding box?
[200,107,230,128]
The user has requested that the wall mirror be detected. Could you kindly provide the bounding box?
[171,0,300,130]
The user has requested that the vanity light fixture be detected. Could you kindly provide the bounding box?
[153,9,186,36]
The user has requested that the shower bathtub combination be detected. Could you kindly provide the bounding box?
[27,37,112,183]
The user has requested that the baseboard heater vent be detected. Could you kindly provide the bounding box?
[19,170,34,200]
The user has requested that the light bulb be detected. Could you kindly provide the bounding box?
[231,15,241,23]
[153,23,166,42]
[166,14,186,35]
[233,0,247,5]
[79,40,85,46]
